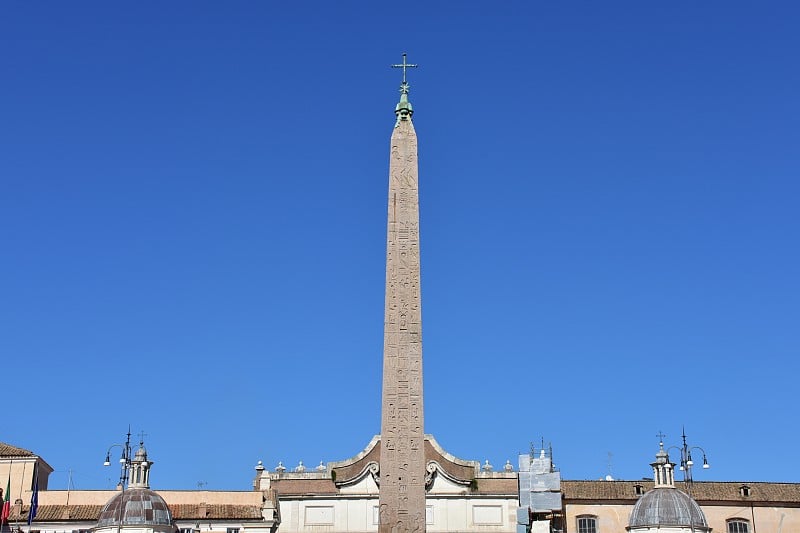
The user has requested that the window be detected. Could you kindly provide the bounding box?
[727,519,750,533]
[179,528,194,533]
[577,516,597,533]
[226,528,240,533]
[634,484,645,496]
[739,485,751,497]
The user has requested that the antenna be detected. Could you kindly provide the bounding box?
[65,468,73,509]
[606,452,614,481]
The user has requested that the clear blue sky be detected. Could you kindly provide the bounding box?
[2,1,798,491]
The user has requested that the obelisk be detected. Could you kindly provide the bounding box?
[379,54,426,533]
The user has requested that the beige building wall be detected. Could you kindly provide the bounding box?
[0,457,52,502]
[276,496,517,533]
[564,502,632,533]
[274,472,517,533]
[564,500,800,532]
[702,504,800,532]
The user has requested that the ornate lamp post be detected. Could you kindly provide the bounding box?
[104,428,133,489]
[663,428,710,494]
[103,428,135,533]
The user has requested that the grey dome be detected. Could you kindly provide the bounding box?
[96,488,173,528]
[629,487,708,529]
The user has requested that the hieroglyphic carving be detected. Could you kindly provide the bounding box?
[380,117,425,533]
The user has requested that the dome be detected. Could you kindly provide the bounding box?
[629,487,708,529]
[96,488,173,528]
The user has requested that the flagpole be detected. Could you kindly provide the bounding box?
[17,462,26,532]
[27,464,38,530]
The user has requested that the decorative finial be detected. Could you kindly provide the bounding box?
[391,53,419,123]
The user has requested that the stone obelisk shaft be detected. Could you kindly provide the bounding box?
[379,109,425,533]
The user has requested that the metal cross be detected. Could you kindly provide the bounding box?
[656,430,666,443]
[391,53,419,83]
[138,430,149,443]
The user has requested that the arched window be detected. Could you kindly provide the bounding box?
[577,515,597,533]
[727,519,750,533]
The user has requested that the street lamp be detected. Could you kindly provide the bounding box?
[103,428,135,533]
[665,428,709,494]
[104,428,133,489]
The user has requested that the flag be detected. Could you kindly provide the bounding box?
[27,465,38,526]
[1,474,10,524]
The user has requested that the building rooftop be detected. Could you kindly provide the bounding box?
[0,443,37,458]
[562,480,800,505]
